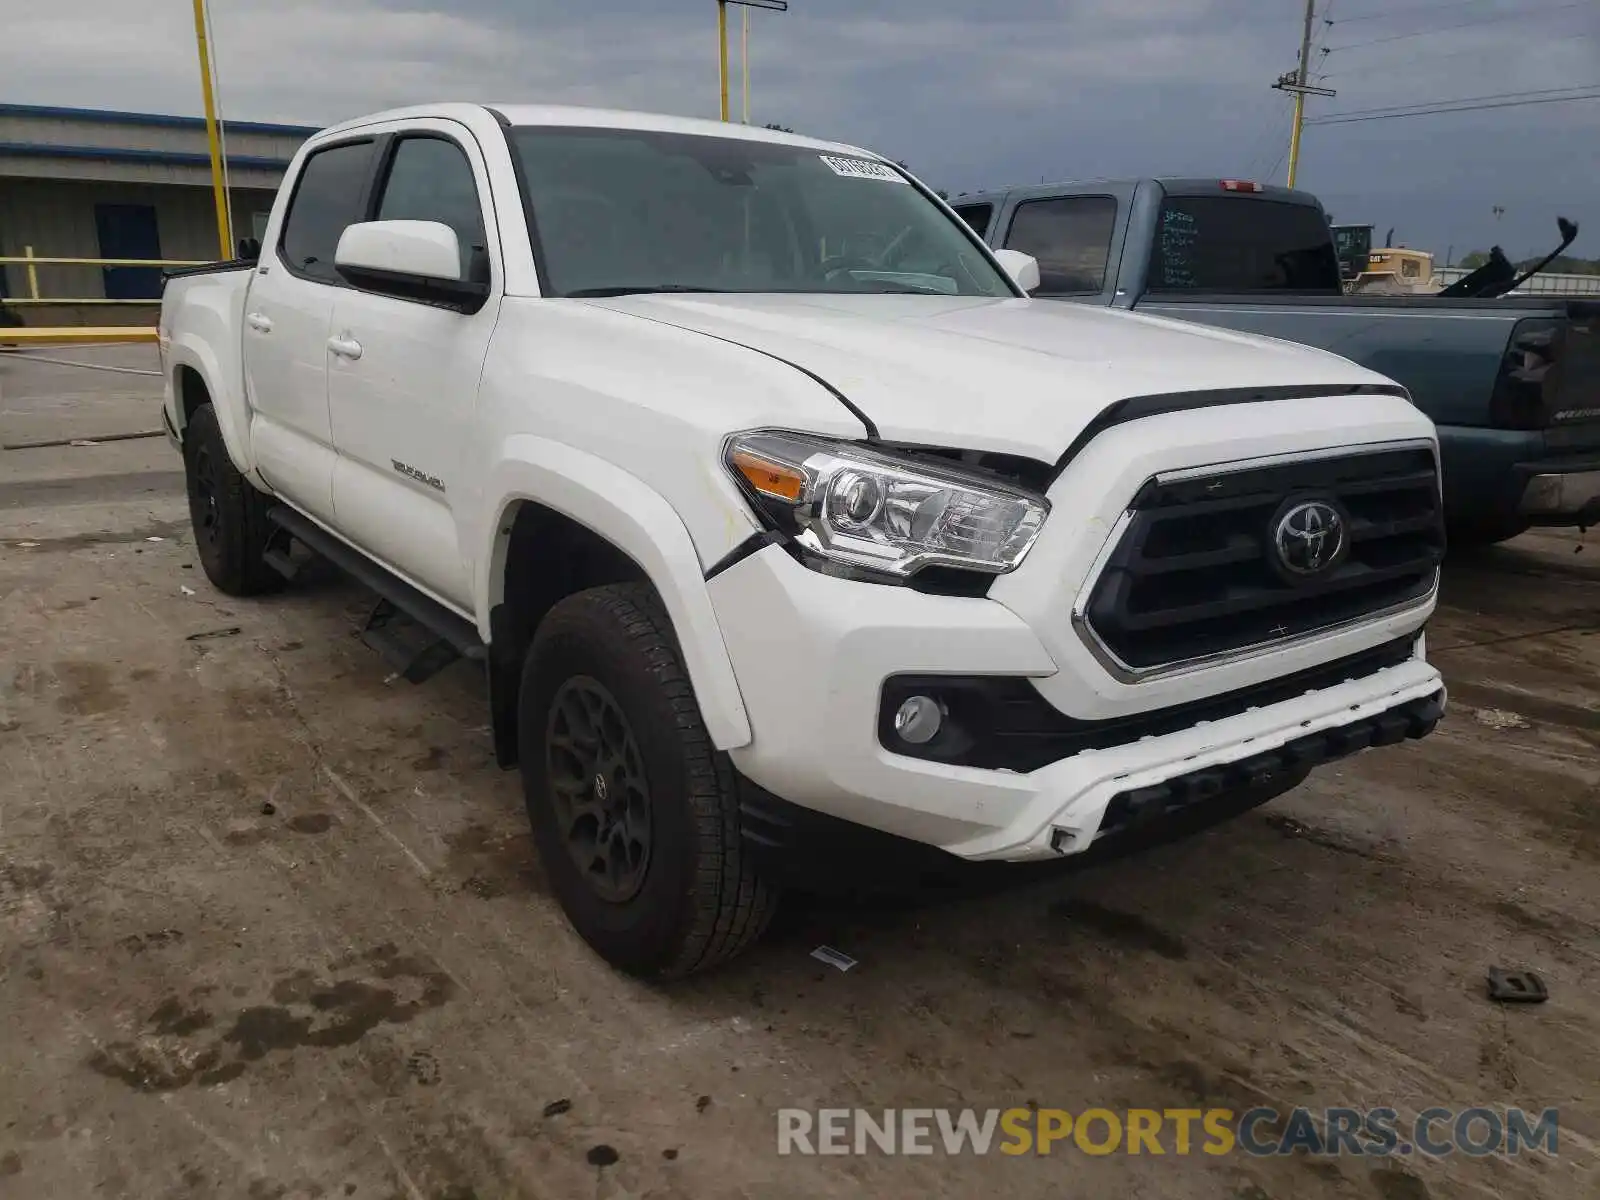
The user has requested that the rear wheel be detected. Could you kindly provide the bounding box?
[183,403,282,596]
[518,582,776,978]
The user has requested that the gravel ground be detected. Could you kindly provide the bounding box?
[2,346,1596,1199]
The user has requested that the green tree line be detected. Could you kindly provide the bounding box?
[1458,251,1600,275]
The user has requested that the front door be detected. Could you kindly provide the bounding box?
[94,203,162,299]
[326,125,501,610]
[243,137,379,523]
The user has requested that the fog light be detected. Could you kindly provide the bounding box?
[893,695,945,745]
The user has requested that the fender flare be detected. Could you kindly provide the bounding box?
[167,333,257,482]
[479,435,753,751]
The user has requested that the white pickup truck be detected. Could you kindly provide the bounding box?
[160,104,1447,977]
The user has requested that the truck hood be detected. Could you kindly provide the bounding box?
[582,292,1394,460]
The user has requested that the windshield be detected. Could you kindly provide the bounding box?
[509,126,1014,299]
[1148,196,1342,294]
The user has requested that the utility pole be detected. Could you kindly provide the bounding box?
[718,1,730,121]
[1288,0,1314,188]
[1272,0,1335,189]
[742,6,750,123]
[717,1,786,122]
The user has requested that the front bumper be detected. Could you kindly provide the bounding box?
[1438,425,1600,528]
[1519,466,1600,525]
[707,545,1443,863]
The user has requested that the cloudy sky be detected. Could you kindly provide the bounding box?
[5,0,1597,261]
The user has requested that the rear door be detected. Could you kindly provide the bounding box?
[325,122,501,611]
[244,137,378,522]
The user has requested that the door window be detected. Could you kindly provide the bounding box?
[374,137,487,280]
[951,203,993,237]
[1003,197,1117,295]
[277,139,377,283]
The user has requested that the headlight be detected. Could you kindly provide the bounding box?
[724,431,1049,578]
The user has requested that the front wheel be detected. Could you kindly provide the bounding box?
[518,583,776,978]
[182,403,282,596]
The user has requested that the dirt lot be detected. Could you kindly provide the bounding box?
[2,346,1597,1200]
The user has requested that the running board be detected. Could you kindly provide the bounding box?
[264,507,485,681]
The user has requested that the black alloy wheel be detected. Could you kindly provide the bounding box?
[545,676,654,903]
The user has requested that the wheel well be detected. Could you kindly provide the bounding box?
[486,501,650,768]
[176,365,210,427]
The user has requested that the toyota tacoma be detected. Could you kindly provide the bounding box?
[160,106,1447,977]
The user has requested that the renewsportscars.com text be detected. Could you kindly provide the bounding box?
[776,1106,1559,1158]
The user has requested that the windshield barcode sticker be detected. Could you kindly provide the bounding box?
[819,154,906,183]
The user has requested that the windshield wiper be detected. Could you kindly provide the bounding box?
[856,283,954,296]
[565,284,731,298]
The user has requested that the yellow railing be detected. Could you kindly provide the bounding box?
[0,245,211,305]
[2,326,160,345]
[0,245,198,344]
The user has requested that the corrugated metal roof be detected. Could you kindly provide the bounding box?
[0,103,318,137]
[0,143,292,171]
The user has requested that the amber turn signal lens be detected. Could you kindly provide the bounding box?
[731,449,806,502]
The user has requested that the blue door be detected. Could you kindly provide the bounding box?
[95,204,163,299]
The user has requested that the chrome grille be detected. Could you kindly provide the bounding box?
[1078,445,1443,676]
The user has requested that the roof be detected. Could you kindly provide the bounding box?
[0,102,318,137]
[957,178,1317,205]
[0,143,292,171]
[320,102,881,160]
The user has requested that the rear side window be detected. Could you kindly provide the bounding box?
[1004,197,1117,294]
[1149,196,1341,293]
[951,203,993,237]
[278,140,376,282]
[375,137,488,279]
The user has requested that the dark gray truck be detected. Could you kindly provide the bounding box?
[951,180,1599,544]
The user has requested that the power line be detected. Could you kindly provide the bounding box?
[1245,105,1296,179]
[1264,136,1293,185]
[1332,0,1559,24]
[1325,1,1585,53]
[1308,89,1600,124]
[1320,83,1600,117]
[1307,1,1337,80]
[1320,31,1597,79]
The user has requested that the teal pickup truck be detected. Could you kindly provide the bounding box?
[952,180,1599,545]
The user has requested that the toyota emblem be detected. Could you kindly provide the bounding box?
[1273,499,1346,576]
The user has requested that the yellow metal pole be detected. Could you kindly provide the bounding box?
[1286,0,1315,189]
[1287,91,1306,188]
[192,0,233,259]
[742,7,750,123]
[24,245,40,300]
[718,0,730,122]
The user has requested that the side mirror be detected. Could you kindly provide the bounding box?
[237,236,262,262]
[334,220,489,312]
[992,249,1041,294]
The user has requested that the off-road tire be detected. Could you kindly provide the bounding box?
[183,403,283,596]
[518,582,776,978]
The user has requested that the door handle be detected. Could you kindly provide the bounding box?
[327,335,363,360]
[245,312,273,333]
